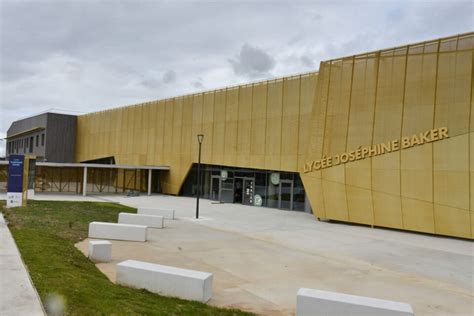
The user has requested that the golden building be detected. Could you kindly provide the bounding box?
[75,32,473,239]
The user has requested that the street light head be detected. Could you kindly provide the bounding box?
[197,134,204,144]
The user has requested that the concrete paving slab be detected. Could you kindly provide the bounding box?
[0,213,44,316]
[73,194,473,316]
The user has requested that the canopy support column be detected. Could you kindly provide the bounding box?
[147,169,152,196]
[82,166,88,196]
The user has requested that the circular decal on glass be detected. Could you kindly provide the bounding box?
[270,172,280,185]
[220,170,228,180]
[254,194,263,206]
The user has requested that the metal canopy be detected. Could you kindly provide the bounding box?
[0,160,170,171]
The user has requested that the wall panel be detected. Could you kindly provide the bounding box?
[224,87,239,166]
[346,185,374,225]
[212,90,226,164]
[154,101,166,163]
[433,135,469,210]
[322,180,348,221]
[373,191,403,229]
[265,79,283,170]
[181,96,193,168]
[298,73,318,170]
[281,76,300,171]
[163,100,174,165]
[372,152,400,196]
[401,145,432,202]
[401,197,435,233]
[435,51,471,136]
[237,85,253,167]
[201,93,213,163]
[345,56,376,196]
[434,204,470,238]
[323,60,351,156]
[250,82,268,168]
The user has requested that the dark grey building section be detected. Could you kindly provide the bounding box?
[6,113,77,162]
[45,113,77,162]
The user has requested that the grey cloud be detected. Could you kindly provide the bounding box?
[229,44,275,78]
[300,56,314,68]
[313,13,322,21]
[192,81,204,90]
[162,70,176,84]
[139,78,160,89]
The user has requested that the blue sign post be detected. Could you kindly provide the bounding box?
[7,155,24,208]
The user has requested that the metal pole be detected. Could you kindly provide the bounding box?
[82,166,87,196]
[147,169,152,196]
[196,141,202,219]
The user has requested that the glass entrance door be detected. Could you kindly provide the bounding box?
[279,180,293,210]
[211,175,220,201]
[242,178,255,205]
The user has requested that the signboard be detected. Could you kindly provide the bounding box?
[304,127,449,173]
[243,179,254,205]
[220,170,228,180]
[270,173,280,185]
[7,155,24,208]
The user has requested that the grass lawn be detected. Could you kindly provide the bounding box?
[2,200,254,316]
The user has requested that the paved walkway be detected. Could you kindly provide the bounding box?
[75,194,473,316]
[1,192,472,315]
[0,213,44,316]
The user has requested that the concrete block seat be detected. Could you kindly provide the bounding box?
[138,207,175,220]
[118,213,164,228]
[88,222,147,242]
[296,288,414,316]
[116,260,213,302]
[88,240,112,262]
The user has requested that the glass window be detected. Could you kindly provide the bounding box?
[254,171,267,207]
[266,173,280,208]
[41,133,45,146]
[293,175,306,211]
[180,163,306,212]
[36,135,39,147]
[29,136,33,153]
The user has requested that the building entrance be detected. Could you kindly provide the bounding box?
[279,179,293,210]
[212,176,255,206]
[235,177,254,206]
[211,175,220,201]
[181,164,308,212]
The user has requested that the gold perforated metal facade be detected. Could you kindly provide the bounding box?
[76,33,474,238]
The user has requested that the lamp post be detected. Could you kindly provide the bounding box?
[196,134,204,219]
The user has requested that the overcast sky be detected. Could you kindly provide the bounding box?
[0,0,473,157]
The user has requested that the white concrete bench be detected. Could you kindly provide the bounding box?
[88,240,112,262]
[296,288,414,316]
[138,207,175,220]
[118,213,164,228]
[88,222,147,242]
[116,260,213,302]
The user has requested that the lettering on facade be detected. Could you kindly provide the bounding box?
[303,127,448,173]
